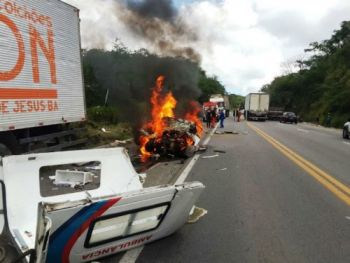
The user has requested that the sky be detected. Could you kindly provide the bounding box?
[65,0,350,95]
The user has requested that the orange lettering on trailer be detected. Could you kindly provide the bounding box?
[0,14,25,81]
[0,101,9,114]
[29,24,57,84]
[0,88,57,99]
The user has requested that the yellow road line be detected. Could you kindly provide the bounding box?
[247,122,350,206]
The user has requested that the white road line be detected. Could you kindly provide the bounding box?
[202,123,219,145]
[176,122,219,184]
[175,154,201,184]
[119,123,219,263]
[343,141,350,146]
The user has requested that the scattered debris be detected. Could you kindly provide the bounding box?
[187,206,208,224]
[138,173,147,184]
[109,138,133,147]
[201,154,219,159]
[202,154,219,159]
[101,127,109,133]
[217,168,227,171]
[151,154,161,161]
[225,131,239,134]
[49,170,93,188]
[214,149,226,153]
[215,130,239,135]
[346,216,350,220]
[197,146,207,152]
[84,165,101,170]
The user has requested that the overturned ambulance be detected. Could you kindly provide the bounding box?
[0,148,204,262]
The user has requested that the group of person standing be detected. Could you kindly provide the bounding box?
[205,108,226,128]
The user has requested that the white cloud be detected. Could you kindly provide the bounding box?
[64,0,350,95]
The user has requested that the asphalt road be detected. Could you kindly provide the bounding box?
[133,119,350,263]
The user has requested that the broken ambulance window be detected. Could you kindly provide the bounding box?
[39,161,101,197]
[85,203,169,247]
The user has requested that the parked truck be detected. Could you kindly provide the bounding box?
[0,0,86,156]
[244,93,270,121]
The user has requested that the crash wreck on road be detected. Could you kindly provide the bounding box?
[0,147,204,262]
[139,76,203,160]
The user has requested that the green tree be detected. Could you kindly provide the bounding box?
[262,21,350,127]
[197,70,226,103]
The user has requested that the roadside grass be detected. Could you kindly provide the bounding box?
[82,121,133,148]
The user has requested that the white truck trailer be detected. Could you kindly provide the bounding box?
[244,93,270,121]
[0,0,86,155]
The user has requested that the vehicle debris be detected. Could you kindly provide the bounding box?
[139,76,203,161]
[0,147,205,262]
[187,206,208,224]
[225,131,239,134]
[141,117,201,159]
[214,149,226,153]
[201,154,219,159]
[217,168,227,171]
[49,169,94,188]
[197,146,208,152]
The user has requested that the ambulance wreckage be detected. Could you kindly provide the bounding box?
[0,148,204,262]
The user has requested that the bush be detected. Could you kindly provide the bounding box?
[87,106,118,124]
[331,114,349,128]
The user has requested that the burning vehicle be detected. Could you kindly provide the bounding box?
[139,76,203,160]
[141,117,200,158]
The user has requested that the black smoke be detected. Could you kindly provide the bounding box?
[126,0,177,21]
[116,0,201,62]
[83,47,201,135]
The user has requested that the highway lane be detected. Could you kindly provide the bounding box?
[135,119,350,263]
[252,121,350,186]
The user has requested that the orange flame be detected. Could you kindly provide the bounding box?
[185,101,203,137]
[139,136,151,159]
[140,76,202,161]
[147,75,177,136]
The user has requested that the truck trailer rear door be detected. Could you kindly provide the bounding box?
[36,182,204,263]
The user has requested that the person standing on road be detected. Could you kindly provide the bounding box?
[205,110,211,128]
[210,108,217,128]
[219,109,225,128]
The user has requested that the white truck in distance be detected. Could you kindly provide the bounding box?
[245,93,270,121]
[0,0,86,155]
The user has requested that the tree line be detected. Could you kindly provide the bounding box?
[82,42,237,123]
[262,21,350,127]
